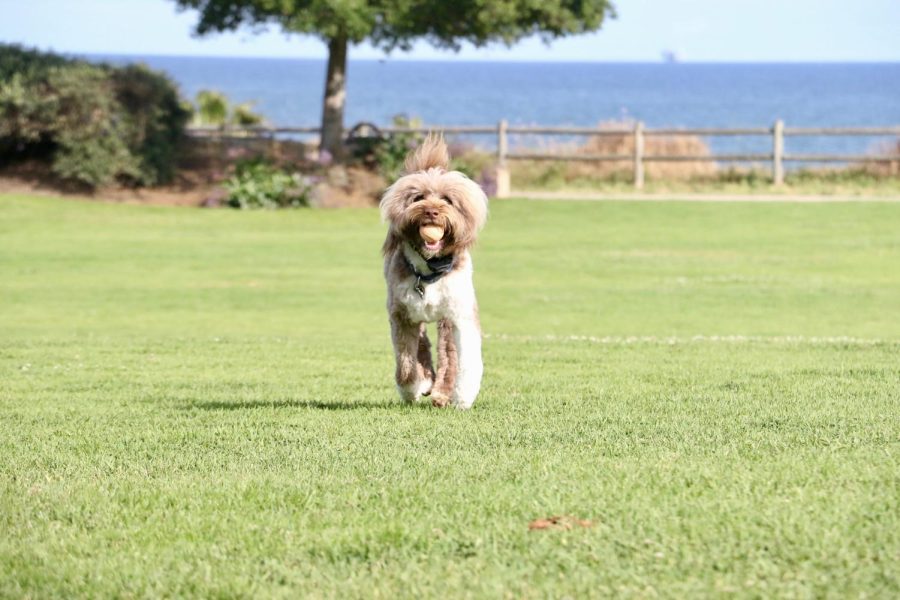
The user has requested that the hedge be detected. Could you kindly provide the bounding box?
[0,45,190,187]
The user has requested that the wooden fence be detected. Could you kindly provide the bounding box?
[188,121,900,195]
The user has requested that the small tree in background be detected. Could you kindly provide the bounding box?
[191,90,265,127]
[172,0,616,160]
[193,90,229,126]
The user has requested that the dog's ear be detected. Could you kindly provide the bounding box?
[404,133,450,174]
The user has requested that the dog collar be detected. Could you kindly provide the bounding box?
[402,252,455,297]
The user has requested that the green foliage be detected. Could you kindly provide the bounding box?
[111,64,192,184]
[449,147,494,180]
[372,114,424,180]
[231,102,264,126]
[193,90,229,126]
[223,158,311,209]
[191,90,266,127]
[0,61,140,186]
[2,195,900,597]
[352,115,496,184]
[0,43,68,79]
[785,166,890,186]
[715,166,771,187]
[173,0,616,48]
[0,44,189,187]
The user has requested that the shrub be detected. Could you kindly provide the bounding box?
[231,102,265,127]
[347,115,425,181]
[190,90,265,127]
[223,158,312,209]
[0,44,68,79]
[0,44,189,187]
[374,115,425,180]
[111,64,191,185]
[193,90,229,126]
[0,62,140,185]
[572,120,716,180]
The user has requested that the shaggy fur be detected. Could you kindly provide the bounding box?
[380,134,488,409]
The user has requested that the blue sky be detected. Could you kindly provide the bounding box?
[1,0,898,62]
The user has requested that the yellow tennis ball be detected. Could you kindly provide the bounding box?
[419,225,444,243]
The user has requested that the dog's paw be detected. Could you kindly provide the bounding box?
[398,379,433,404]
[397,384,419,403]
[430,391,451,408]
[450,393,476,410]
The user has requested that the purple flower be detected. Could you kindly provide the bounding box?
[479,167,498,198]
[448,141,472,156]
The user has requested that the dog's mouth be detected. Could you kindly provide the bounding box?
[423,239,444,253]
[418,224,447,255]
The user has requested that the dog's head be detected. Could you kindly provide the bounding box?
[380,134,488,258]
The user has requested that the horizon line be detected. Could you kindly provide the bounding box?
[72,51,900,65]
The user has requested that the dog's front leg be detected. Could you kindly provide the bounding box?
[391,313,433,403]
[451,313,482,410]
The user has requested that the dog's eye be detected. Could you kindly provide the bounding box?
[411,193,424,203]
[442,196,453,205]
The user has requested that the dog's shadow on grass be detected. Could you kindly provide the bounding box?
[186,399,429,411]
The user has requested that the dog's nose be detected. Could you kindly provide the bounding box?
[424,208,440,219]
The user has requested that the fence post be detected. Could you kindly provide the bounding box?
[495,119,511,198]
[773,119,784,185]
[497,119,508,167]
[633,121,645,190]
[268,129,278,162]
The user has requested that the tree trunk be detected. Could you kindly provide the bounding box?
[321,34,348,161]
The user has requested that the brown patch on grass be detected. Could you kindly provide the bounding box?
[528,515,594,531]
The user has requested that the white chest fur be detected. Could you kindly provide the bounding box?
[392,248,476,324]
[397,273,456,323]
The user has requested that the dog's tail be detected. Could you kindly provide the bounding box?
[404,132,450,174]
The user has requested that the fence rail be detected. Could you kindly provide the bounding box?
[186,121,900,195]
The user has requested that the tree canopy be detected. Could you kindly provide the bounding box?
[174,0,616,157]
[177,1,615,47]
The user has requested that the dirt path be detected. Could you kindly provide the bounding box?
[0,175,220,206]
[3,173,898,206]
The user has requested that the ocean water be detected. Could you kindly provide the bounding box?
[94,55,900,157]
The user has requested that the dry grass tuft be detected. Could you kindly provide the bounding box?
[573,121,716,180]
[509,121,717,189]
[864,138,900,177]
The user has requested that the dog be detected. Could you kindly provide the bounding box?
[380,134,488,409]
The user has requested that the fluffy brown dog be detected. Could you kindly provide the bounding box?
[380,135,488,409]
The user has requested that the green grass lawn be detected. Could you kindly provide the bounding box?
[1,195,898,598]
